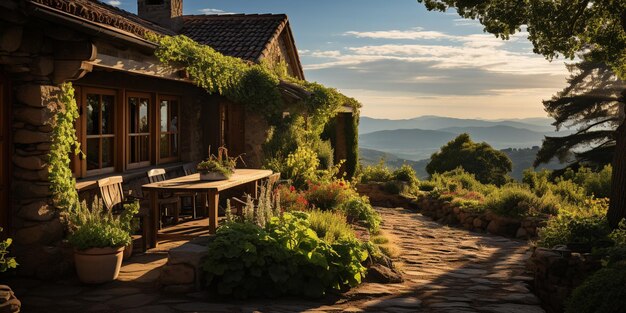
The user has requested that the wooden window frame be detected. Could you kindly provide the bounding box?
[157,94,181,164]
[79,87,118,178]
[126,91,153,170]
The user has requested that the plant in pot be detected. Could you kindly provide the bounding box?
[67,199,132,284]
[119,201,140,260]
[197,146,242,181]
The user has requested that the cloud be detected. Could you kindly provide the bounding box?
[198,8,234,15]
[107,0,121,6]
[345,28,454,40]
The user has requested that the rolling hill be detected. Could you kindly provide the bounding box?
[359,115,556,134]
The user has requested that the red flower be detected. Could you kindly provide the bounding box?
[289,186,295,192]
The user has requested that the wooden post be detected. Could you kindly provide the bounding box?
[150,190,159,248]
[208,189,219,234]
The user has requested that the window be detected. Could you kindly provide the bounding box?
[159,96,180,162]
[127,93,151,169]
[82,88,116,176]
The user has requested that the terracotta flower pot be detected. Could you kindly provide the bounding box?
[74,246,124,284]
[123,241,133,260]
[198,170,229,181]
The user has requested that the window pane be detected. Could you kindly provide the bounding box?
[102,137,114,168]
[171,134,178,155]
[86,138,100,170]
[139,99,149,133]
[160,134,169,158]
[170,101,178,133]
[130,136,150,164]
[86,95,99,135]
[129,97,137,133]
[160,100,168,132]
[101,95,114,134]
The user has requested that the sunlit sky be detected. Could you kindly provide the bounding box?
[111,0,572,119]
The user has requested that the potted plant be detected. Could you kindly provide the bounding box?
[119,201,140,260]
[197,146,242,181]
[67,199,132,284]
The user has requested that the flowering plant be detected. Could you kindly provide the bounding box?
[304,179,357,211]
[276,185,309,212]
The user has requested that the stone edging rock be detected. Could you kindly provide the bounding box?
[412,195,546,239]
[527,247,601,313]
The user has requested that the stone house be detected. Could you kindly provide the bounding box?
[0,0,356,279]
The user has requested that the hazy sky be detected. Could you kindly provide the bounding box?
[112,0,572,119]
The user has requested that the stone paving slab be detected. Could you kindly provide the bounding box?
[6,207,545,313]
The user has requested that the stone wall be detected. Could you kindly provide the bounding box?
[243,111,270,169]
[356,183,417,209]
[414,195,546,239]
[527,248,601,313]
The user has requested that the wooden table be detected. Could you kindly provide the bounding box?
[141,169,273,248]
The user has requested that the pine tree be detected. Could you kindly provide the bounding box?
[535,60,626,169]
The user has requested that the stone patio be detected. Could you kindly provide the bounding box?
[5,208,545,312]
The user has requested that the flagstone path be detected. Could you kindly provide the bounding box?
[9,207,545,312]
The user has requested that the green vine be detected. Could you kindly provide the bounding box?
[48,82,81,212]
[149,34,361,176]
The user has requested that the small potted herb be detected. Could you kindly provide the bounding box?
[197,147,242,181]
[67,199,132,284]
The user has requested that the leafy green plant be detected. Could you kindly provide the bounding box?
[49,82,81,212]
[565,265,626,313]
[284,146,320,189]
[393,164,419,187]
[197,146,242,178]
[339,196,381,232]
[202,212,367,298]
[360,158,394,183]
[305,180,356,211]
[67,199,132,250]
[308,210,356,244]
[0,228,17,272]
[418,181,437,192]
[538,200,612,248]
[485,185,558,218]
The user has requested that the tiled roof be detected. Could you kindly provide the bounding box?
[28,0,175,39]
[181,14,288,62]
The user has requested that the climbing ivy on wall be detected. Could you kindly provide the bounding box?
[48,82,81,212]
[149,34,361,176]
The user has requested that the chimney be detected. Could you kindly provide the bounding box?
[137,0,183,31]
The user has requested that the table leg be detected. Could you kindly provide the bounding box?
[208,189,219,234]
[150,190,159,249]
[246,180,259,199]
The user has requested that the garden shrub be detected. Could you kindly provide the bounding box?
[202,212,367,298]
[339,196,381,232]
[284,146,320,189]
[565,265,626,313]
[538,200,612,248]
[418,181,437,192]
[276,185,309,212]
[392,164,419,187]
[565,165,612,199]
[312,139,334,170]
[305,180,355,211]
[485,185,558,218]
[549,179,588,205]
[382,181,402,195]
[308,210,356,244]
[360,159,393,183]
[451,198,485,213]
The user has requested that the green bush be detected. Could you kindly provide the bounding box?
[340,196,382,232]
[202,212,368,298]
[308,210,356,244]
[566,165,612,198]
[549,179,588,205]
[284,146,320,189]
[67,199,132,250]
[382,181,402,195]
[0,227,17,272]
[393,164,419,187]
[565,265,626,313]
[418,181,437,192]
[305,180,355,211]
[451,198,485,213]
[485,185,558,218]
[360,159,393,183]
[312,139,334,170]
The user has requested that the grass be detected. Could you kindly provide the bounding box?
[308,210,356,244]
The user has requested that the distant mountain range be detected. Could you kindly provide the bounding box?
[359,115,557,134]
[358,116,567,180]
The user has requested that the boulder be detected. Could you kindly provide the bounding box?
[366,264,403,284]
[18,200,55,222]
[14,218,62,245]
[160,264,195,286]
[486,216,521,237]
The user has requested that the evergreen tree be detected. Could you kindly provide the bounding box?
[427,134,512,185]
[535,60,626,168]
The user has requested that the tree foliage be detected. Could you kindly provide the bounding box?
[426,134,512,185]
[535,60,625,168]
[417,0,626,79]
